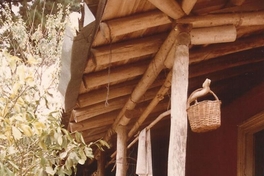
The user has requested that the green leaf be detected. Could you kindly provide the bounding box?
[84,146,93,158]
[11,126,22,140]
[57,135,63,146]
[99,139,110,148]
[45,166,56,175]
[65,158,73,170]
[19,124,32,137]
[78,149,87,165]
[75,132,85,144]
[59,151,68,160]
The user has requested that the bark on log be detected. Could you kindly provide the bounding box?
[148,0,185,19]
[115,125,127,176]
[178,11,264,28]
[168,28,190,176]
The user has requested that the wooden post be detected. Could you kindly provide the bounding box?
[168,25,190,176]
[115,125,127,176]
[97,150,106,176]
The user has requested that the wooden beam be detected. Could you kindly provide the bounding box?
[189,47,264,78]
[210,0,264,14]
[182,0,197,15]
[74,86,161,122]
[128,70,172,138]
[93,10,171,46]
[168,25,190,176]
[79,30,264,107]
[80,60,148,93]
[88,23,240,75]
[86,34,166,73]
[81,126,110,142]
[102,27,180,142]
[190,25,237,45]
[178,11,264,28]
[126,28,179,110]
[115,125,127,176]
[190,35,264,64]
[84,132,107,144]
[148,0,185,19]
[237,25,264,38]
[190,60,264,90]
[69,112,116,132]
[88,24,260,75]
[72,99,170,133]
[81,34,264,95]
[78,77,164,108]
[231,0,245,6]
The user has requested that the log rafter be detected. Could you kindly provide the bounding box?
[178,11,264,28]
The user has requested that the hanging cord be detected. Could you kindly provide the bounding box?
[104,22,112,107]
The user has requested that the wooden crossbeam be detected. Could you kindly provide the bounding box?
[178,11,264,28]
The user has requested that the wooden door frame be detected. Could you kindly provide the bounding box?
[237,111,264,176]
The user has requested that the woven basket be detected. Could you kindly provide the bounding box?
[187,89,221,133]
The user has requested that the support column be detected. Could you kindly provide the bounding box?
[168,24,191,176]
[115,125,127,176]
[97,150,106,176]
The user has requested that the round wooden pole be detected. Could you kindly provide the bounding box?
[168,27,190,176]
[115,125,127,176]
[190,25,237,45]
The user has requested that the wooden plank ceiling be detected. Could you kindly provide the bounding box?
[61,0,264,151]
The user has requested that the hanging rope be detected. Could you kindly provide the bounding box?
[104,22,112,107]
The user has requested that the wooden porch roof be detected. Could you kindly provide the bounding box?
[59,0,264,158]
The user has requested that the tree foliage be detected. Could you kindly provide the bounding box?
[0,3,108,176]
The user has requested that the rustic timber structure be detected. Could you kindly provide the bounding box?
[59,0,264,175]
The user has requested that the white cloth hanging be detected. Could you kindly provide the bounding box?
[136,128,153,176]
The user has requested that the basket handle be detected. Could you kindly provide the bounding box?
[187,89,219,108]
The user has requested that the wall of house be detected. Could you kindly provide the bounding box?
[99,83,264,176]
[185,82,264,176]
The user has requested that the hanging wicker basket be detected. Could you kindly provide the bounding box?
[187,89,221,133]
